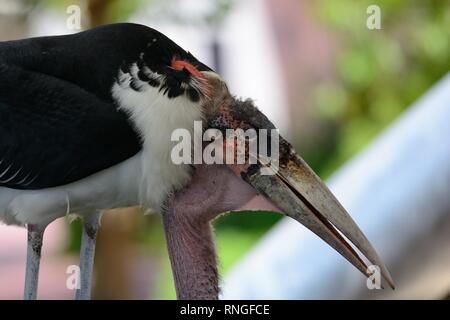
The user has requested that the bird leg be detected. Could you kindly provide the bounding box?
[24,224,46,300]
[75,211,102,300]
[162,165,278,300]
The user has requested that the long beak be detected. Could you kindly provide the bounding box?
[202,72,394,289]
[240,137,395,289]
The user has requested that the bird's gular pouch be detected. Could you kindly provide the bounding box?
[201,81,394,289]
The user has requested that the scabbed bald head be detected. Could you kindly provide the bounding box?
[199,71,395,289]
[200,71,276,132]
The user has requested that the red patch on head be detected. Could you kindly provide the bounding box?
[171,59,204,78]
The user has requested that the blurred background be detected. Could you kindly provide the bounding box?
[0,0,449,299]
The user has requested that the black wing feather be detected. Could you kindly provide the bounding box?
[0,63,141,189]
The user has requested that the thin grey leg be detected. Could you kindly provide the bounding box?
[24,224,45,300]
[75,211,102,300]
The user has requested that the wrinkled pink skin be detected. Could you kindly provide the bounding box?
[162,164,279,300]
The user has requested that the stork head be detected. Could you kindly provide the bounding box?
[169,72,395,291]
[113,25,394,295]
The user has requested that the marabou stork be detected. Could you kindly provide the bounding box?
[0,23,393,300]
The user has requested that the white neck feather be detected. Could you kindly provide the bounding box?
[112,64,203,210]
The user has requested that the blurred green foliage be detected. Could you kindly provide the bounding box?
[311,0,450,178]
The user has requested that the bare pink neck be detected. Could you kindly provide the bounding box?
[163,210,219,299]
[162,165,280,300]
